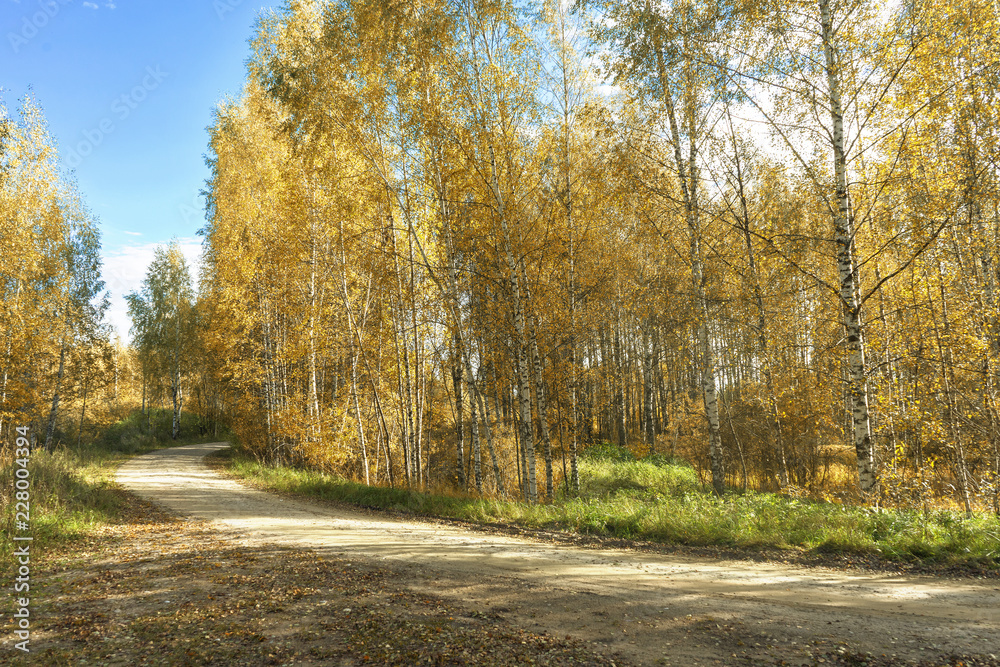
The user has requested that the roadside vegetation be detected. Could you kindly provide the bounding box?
[220,442,1000,571]
[0,408,222,563]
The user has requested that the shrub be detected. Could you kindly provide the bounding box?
[580,442,636,462]
[578,458,701,500]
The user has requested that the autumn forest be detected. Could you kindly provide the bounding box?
[4,0,1000,515]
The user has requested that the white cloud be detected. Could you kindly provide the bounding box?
[105,1,116,8]
[123,231,142,236]
[101,238,202,342]
[82,2,99,8]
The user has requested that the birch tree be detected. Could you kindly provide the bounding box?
[127,242,195,440]
[592,0,727,493]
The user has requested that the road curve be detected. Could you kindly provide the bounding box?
[117,442,1000,666]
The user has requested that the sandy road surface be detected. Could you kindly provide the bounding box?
[117,443,1000,665]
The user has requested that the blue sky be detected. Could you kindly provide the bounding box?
[2,0,283,339]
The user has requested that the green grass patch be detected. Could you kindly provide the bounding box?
[1,408,228,564]
[1,447,131,558]
[221,442,1000,569]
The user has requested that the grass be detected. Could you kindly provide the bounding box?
[0,408,227,564]
[221,442,1000,570]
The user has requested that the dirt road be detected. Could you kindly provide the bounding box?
[116,443,1000,666]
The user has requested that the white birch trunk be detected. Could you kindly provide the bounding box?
[728,119,788,486]
[453,331,466,490]
[470,374,483,493]
[529,307,554,502]
[488,146,537,503]
[820,0,875,491]
[653,35,724,494]
[45,328,68,451]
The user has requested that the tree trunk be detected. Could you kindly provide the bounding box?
[453,332,466,489]
[530,317,553,501]
[488,143,537,503]
[350,350,371,485]
[514,341,535,502]
[385,208,415,485]
[820,0,876,492]
[308,233,321,447]
[928,262,973,514]
[727,114,788,486]
[471,356,503,495]
[568,253,581,493]
[613,311,627,449]
[564,57,581,492]
[522,268,554,502]
[78,372,89,448]
[643,324,655,450]
[470,374,483,493]
[653,27,724,494]
[45,330,68,452]
[599,324,611,441]
[171,368,181,440]
[408,229,425,489]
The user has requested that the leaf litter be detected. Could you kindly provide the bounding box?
[14,491,628,666]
